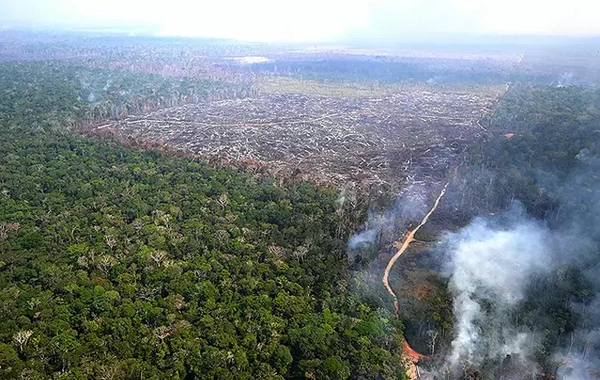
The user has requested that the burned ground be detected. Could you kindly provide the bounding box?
[96,86,502,194]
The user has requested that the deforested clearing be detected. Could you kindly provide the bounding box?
[97,86,502,193]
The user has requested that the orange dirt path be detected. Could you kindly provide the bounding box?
[382,183,449,377]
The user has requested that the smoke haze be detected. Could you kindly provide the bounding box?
[436,143,600,378]
[1,0,600,42]
[347,183,430,252]
[442,205,551,372]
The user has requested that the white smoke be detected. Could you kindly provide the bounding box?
[348,229,377,250]
[347,182,430,252]
[443,205,552,370]
[554,295,600,380]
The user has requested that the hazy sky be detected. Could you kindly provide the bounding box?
[2,0,600,42]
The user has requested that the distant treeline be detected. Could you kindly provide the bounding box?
[243,58,554,85]
[0,60,250,131]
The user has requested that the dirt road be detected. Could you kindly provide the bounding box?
[382,183,449,378]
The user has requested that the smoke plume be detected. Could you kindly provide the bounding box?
[347,183,430,252]
[442,205,551,372]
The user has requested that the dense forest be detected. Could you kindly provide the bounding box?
[0,60,251,131]
[0,61,407,379]
[450,85,600,220]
